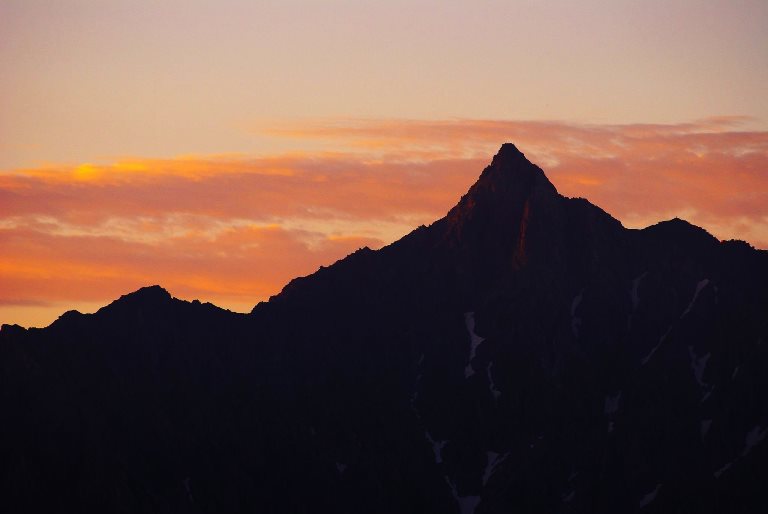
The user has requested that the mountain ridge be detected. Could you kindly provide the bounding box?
[1,144,767,514]
[2,143,759,331]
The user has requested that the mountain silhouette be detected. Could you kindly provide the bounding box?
[2,144,767,513]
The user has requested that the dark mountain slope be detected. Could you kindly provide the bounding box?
[2,144,767,513]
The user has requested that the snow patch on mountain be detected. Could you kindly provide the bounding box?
[482,451,506,486]
[445,477,481,514]
[713,425,767,478]
[571,292,583,337]
[682,279,709,318]
[639,483,661,508]
[426,431,447,464]
[604,390,622,414]
[487,362,501,400]
[183,477,194,503]
[714,461,732,478]
[742,425,767,457]
[631,272,648,311]
[464,312,485,378]
[688,346,711,388]
[642,328,671,365]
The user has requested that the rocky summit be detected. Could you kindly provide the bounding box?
[2,145,767,513]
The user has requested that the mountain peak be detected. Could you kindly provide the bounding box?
[483,143,539,183]
[108,285,172,310]
[462,143,557,201]
[491,142,525,164]
[443,144,558,250]
[640,217,719,251]
[123,285,171,301]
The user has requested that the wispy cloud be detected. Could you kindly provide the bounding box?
[1,117,766,327]
[262,116,768,244]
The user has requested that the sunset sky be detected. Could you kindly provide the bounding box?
[2,0,767,327]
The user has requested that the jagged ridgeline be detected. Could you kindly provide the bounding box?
[2,145,767,514]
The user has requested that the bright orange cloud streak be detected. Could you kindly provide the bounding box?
[1,118,766,327]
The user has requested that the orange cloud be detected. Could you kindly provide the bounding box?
[261,117,768,245]
[1,117,766,327]
[0,222,379,321]
[0,153,478,225]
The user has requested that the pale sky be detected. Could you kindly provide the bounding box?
[2,0,767,169]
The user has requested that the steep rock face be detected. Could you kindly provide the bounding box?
[2,145,767,514]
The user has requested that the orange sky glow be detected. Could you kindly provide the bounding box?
[1,117,766,327]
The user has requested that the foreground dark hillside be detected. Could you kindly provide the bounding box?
[2,144,767,513]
